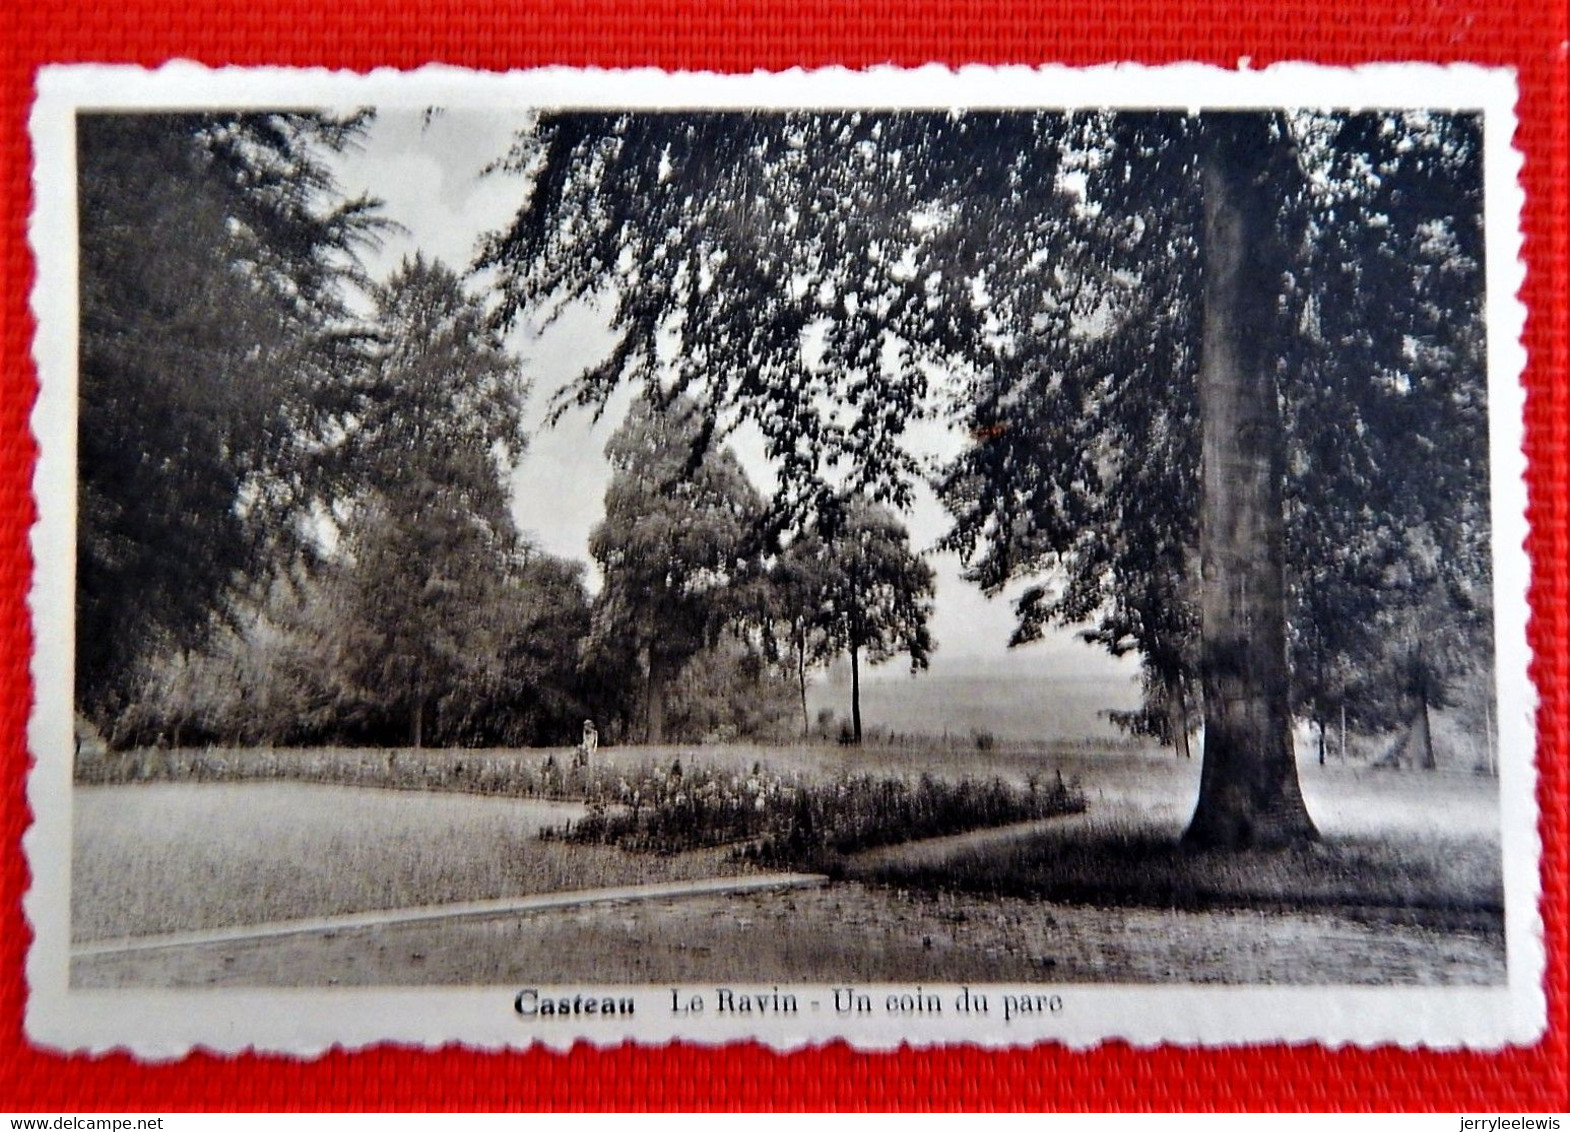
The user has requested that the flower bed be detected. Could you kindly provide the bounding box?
[547,761,1086,865]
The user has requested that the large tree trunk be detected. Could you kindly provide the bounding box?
[849,642,862,745]
[1184,115,1318,849]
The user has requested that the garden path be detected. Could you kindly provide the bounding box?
[72,871,829,958]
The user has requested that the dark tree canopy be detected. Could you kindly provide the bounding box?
[481,110,1485,646]
[107,255,589,750]
[479,112,1062,527]
[76,111,388,726]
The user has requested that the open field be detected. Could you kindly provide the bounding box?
[806,668,1142,744]
[69,741,1505,985]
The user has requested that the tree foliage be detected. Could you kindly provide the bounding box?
[1280,113,1491,756]
[327,256,527,746]
[107,258,596,749]
[774,502,935,743]
[587,398,767,742]
[481,108,1491,842]
[76,111,388,725]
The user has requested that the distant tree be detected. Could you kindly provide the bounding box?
[330,256,526,747]
[131,539,600,750]
[75,111,387,730]
[768,534,838,736]
[1288,555,1380,765]
[239,570,364,745]
[116,564,367,748]
[484,553,597,747]
[660,635,799,743]
[785,502,935,745]
[1349,551,1493,770]
[587,399,765,743]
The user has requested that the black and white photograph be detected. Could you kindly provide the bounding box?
[24,64,1540,1052]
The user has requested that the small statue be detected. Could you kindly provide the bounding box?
[573,719,598,768]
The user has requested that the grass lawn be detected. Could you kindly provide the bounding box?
[856,825,1502,925]
[71,782,749,942]
[69,742,1506,986]
[855,758,1503,927]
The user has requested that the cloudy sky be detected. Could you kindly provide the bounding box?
[328,108,1138,688]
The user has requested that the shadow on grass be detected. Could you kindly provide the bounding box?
[854,824,1504,931]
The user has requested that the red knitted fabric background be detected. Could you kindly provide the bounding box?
[1,0,1564,1112]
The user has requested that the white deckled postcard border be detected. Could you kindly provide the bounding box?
[25,61,1541,1056]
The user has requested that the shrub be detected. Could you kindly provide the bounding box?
[549,763,1086,865]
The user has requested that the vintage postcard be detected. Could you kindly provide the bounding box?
[25,62,1542,1055]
